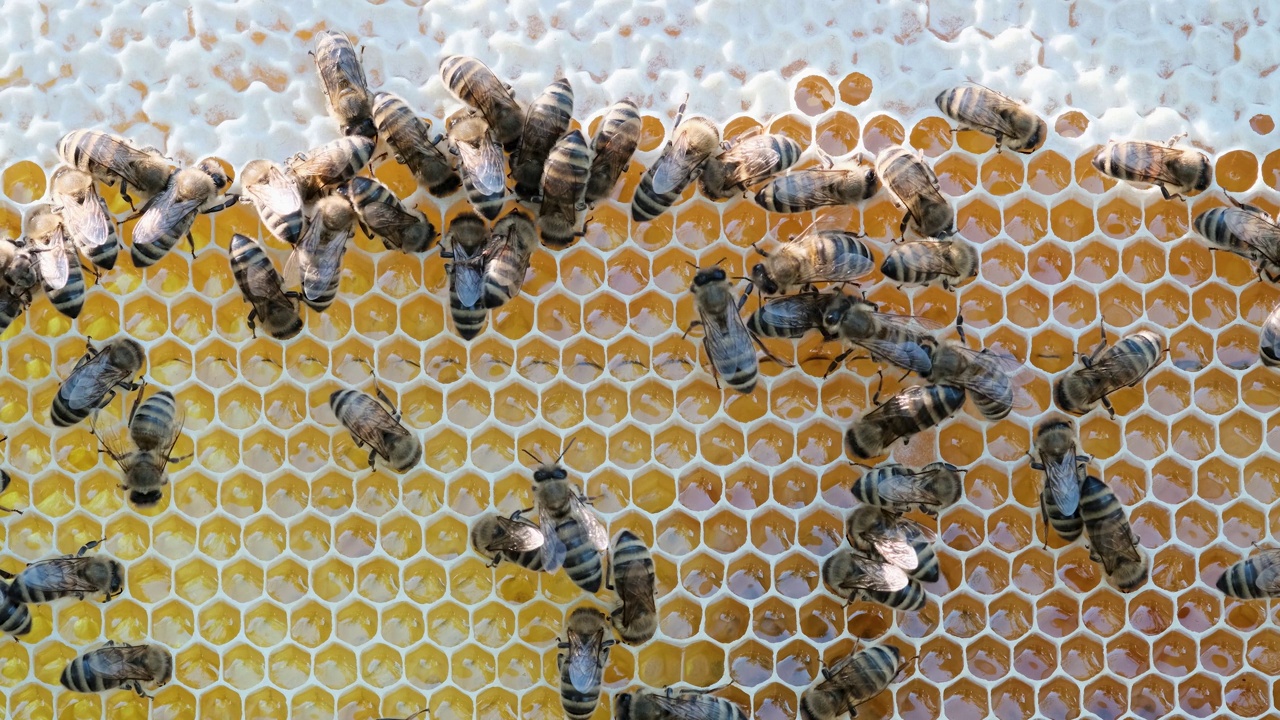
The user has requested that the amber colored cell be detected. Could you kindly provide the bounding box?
[2,160,46,203]
[910,116,952,157]
[1251,114,1275,134]
[768,113,812,150]
[1050,198,1095,241]
[1131,674,1175,720]
[1216,149,1259,192]
[980,153,1024,195]
[1055,110,1090,138]
[837,72,873,106]
[1178,675,1223,718]
[1074,151,1114,193]
[814,111,860,156]
[862,115,905,155]
[794,75,834,115]
[991,679,1035,720]
[935,155,977,196]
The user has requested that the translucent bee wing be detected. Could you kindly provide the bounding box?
[567,493,609,551]
[456,138,507,196]
[567,628,606,693]
[536,510,567,572]
[1041,449,1082,517]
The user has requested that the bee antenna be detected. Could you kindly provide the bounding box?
[847,461,874,470]
[403,711,430,720]
[685,261,700,271]
[520,448,544,466]
[555,437,577,464]
[712,257,727,267]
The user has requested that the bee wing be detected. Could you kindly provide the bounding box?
[1121,145,1203,186]
[851,335,934,374]
[1250,550,1280,594]
[651,129,712,195]
[750,294,829,335]
[93,415,139,469]
[89,645,158,681]
[951,87,1030,140]
[615,560,658,625]
[567,493,610,551]
[701,304,757,384]
[488,516,546,553]
[721,136,783,188]
[456,139,507,196]
[18,558,101,594]
[1041,450,1082,517]
[343,397,411,461]
[834,554,910,592]
[60,356,129,413]
[320,42,370,96]
[894,241,965,275]
[1090,524,1143,575]
[1223,210,1280,266]
[567,628,606,693]
[864,523,919,571]
[872,468,949,509]
[299,226,351,302]
[453,256,487,308]
[356,198,420,237]
[649,692,728,720]
[1081,344,1160,390]
[245,166,304,219]
[134,193,203,247]
[57,192,116,254]
[35,230,71,291]
[535,510,567,572]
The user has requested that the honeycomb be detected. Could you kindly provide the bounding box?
[0,3,1277,720]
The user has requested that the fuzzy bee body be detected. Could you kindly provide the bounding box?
[749,216,875,296]
[56,130,175,207]
[845,505,938,583]
[746,292,835,340]
[935,83,1046,153]
[821,549,911,605]
[1192,204,1280,280]
[330,387,421,472]
[443,213,491,339]
[1040,484,1084,542]
[61,642,173,697]
[471,513,547,572]
[584,100,642,205]
[448,114,508,221]
[1216,549,1280,600]
[0,585,31,637]
[372,92,460,196]
[631,102,719,221]
[616,688,750,720]
[482,208,537,310]
[51,168,120,270]
[338,176,436,253]
[290,196,355,312]
[558,608,613,720]
[287,136,375,201]
[754,166,880,213]
[691,267,759,394]
[313,30,375,138]
[821,295,940,376]
[229,233,302,340]
[799,645,905,720]
[52,338,145,428]
[538,129,591,248]
[27,204,85,319]
[131,159,233,268]
[1079,474,1147,592]
[0,285,31,335]
[96,387,186,508]
[7,540,123,604]
[531,459,609,593]
[1031,417,1087,518]
[701,131,802,200]
[1054,329,1164,416]
[439,55,525,150]
[609,530,657,644]
[876,146,954,238]
[852,462,963,515]
[239,159,305,247]
[845,385,967,459]
[922,341,1020,420]
[513,78,575,199]
[881,238,978,289]
[1092,139,1212,199]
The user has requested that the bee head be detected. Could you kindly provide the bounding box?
[103,559,125,597]
[614,693,633,720]
[129,488,164,508]
[196,159,230,190]
[533,465,568,483]
[1023,119,1047,153]
[691,267,726,288]
[346,118,379,141]
[821,295,854,330]
[749,263,778,295]
[862,167,881,198]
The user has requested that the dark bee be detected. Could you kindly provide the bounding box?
[821,549,911,604]
[558,607,614,720]
[439,55,525,151]
[538,129,592,249]
[0,579,31,637]
[689,267,760,394]
[616,687,750,720]
[745,292,835,340]
[447,113,508,221]
[26,204,85,319]
[442,212,491,339]
[631,99,720,221]
[482,208,538,310]
[921,340,1020,420]
[1215,548,1280,600]
[608,530,657,644]
[845,505,938,583]
[747,214,875,298]
[881,238,978,290]
[288,195,356,312]
[753,162,880,214]
[471,512,547,572]
[1091,136,1212,200]
[701,130,802,200]
[821,295,940,378]
[372,91,460,197]
[845,384,966,460]
[512,77,575,199]
[935,83,1046,153]
[50,167,120,270]
[1030,416,1088,519]
[96,387,187,508]
[1262,303,1280,368]
[584,100,642,205]
[5,539,123,603]
[228,233,303,340]
[56,129,175,208]
[528,446,610,593]
[851,462,964,515]
[338,176,437,253]
[876,145,954,238]
[286,135,375,202]
[857,578,929,612]
[1040,482,1083,544]
[131,159,236,268]
[1192,202,1280,281]
[799,645,907,720]
[1080,474,1147,593]
[0,282,32,336]
[239,159,304,247]
[330,380,421,473]
[0,237,39,292]
[51,337,145,428]
[1053,328,1165,416]
[61,641,173,697]
[312,30,375,138]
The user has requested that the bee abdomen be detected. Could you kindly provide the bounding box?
[971,383,1015,421]
[1261,305,1280,367]
[0,597,31,636]
[860,578,927,611]
[61,655,111,692]
[131,214,197,269]
[1041,488,1084,542]
[1216,559,1270,599]
[48,262,85,319]
[464,177,506,222]
[560,526,604,593]
[449,299,488,340]
[131,391,179,450]
[505,548,545,572]
[514,78,575,199]
[585,101,641,205]
[630,173,680,222]
[909,538,940,583]
[560,681,602,720]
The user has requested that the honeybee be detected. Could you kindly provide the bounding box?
[745,292,835,340]
[845,505,938,582]
[528,446,610,593]
[616,687,750,720]
[228,233,303,340]
[439,55,525,150]
[447,113,508,221]
[239,159,305,247]
[799,645,907,720]
[1215,548,1280,599]
[846,383,966,460]
[482,208,538,309]
[56,129,176,208]
[935,83,1046,153]
[0,237,39,291]
[538,129,592,249]
[559,607,614,720]
[701,130,802,200]
[1080,474,1147,593]
[747,213,875,298]
[288,195,356,312]
[286,136,375,201]
[330,379,421,473]
[876,146,954,238]
[51,337,145,428]
[821,295,940,378]
[821,549,911,604]
[471,512,547,572]
[1091,135,1212,200]
[0,284,31,336]
[584,100,642,205]
[851,462,964,515]
[0,579,31,637]
[60,641,172,697]
[1030,416,1088,519]
[753,162,881,214]
[512,77,575,199]
[312,30,375,138]
[50,167,120,270]
[95,386,187,508]
[921,340,1021,420]
[1192,202,1280,281]
[689,266,762,394]
[442,213,490,339]
[372,91,461,197]
[338,176,437,253]
[881,238,978,290]
[131,159,236,268]
[1053,328,1165,416]
[4,539,122,603]
[631,99,720,221]
[608,530,657,644]
[26,204,85,319]
[1040,483,1083,544]
[1262,303,1280,367]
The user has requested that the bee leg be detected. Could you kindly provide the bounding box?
[367,452,379,470]
[0,569,12,579]
[119,182,136,211]
[246,308,260,338]
[77,539,103,557]
[167,453,192,464]
[0,506,20,515]
[126,381,148,426]
[201,195,240,215]
[680,320,703,340]
[871,368,886,404]
[1101,396,1117,418]
[954,313,967,344]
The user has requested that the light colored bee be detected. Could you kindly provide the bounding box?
[50,167,120,270]
[482,208,538,309]
[51,337,145,428]
[821,295,940,379]
[439,55,525,150]
[228,233,302,340]
[330,374,421,473]
[753,161,881,214]
[921,340,1021,421]
[60,641,172,697]
[25,204,85,319]
[95,386,188,508]
[631,99,720,221]
[442,213,490,339]
[130,159,236,268]
[616,687,750,720]
[1030,416,1088,520]
[845,505,938,582]
[747,213,874,299]
[608,530,657,644]
[286,135,375,202]
[337,176,436,253]
[528,445,610,593]
[689,266,762,394]
[56,129,176,208]
[1053,328,1165,416]
[287,195,356,312]
[558,607,614,720]
[538,129,592,249]
[312,30,375,138]
[4,539,123,603]
[512,77,575,199]
[471,512,547,572]
[239,159,305,247]
[876,145,954,238]
[799,645,907,720]
[0,237,39,291]
[701,130,802,200]
[935,83,1047,153]
[584,100,642,205]
[821,549,911,604]
[0,578,31,637]
[1216,548,1280,600]
[1080,474,1147,593]
[1263,303,1280,367]
[1192,202,1280,281]
[447,113,508,221]
[372,91,460,197]
[851,462,964,515]
[881,238,978,290]
[746,292,835,340]
[1091,135,1212,200]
